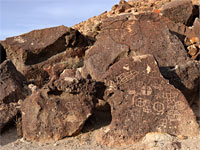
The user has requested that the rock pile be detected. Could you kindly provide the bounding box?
[0,0,199,148]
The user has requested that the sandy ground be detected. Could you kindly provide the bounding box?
[1,118,200,150]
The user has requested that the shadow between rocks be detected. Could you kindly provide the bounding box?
[81,81,112,133]
[81,104,112,133]
[0,44,6,64]
[0,122,19,146]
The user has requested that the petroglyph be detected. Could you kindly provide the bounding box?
[141,85,152,96]
[146,65,151,74]
[153,102,165,115]
[134,97,148,108]
[116,70,138,85]
[97,55,199,147]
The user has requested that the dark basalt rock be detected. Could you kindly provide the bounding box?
[21,70,96,142]
[82,13,189,81]
[0,60,28,104]
[1,26,88,87]
[161,0,193,25]
[0,60,29,132]
[95,55,199,147]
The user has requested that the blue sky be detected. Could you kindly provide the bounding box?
[0,0,120,40]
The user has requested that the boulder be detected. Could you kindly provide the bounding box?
[0,60,28,104]
[1,26,88,87]
[82,13,189,81]
[96,55,199,147]
[21,70,96,142]
[142,132,176,150]
[161,0,193,24]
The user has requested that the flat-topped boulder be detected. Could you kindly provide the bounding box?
[1,26,88,87]
[96,55,199,147]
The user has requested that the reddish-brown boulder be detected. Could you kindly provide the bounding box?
[1,26,88,87]
[0,60,28,104]
[161,0,193,24]
[21,71,96,142]
[82,13,189,81]
[96,55,199,147]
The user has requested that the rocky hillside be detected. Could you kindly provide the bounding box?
[0,0,200,149]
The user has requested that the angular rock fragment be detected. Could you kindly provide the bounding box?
[96,55,199,147]
[0,60,28,104]
[1,26,88,86]
[161,0,193,24]
[21,71,96,142]
[82,13,189,81]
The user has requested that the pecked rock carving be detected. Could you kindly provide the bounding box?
[82,12,189,81]
[96,55,199,147]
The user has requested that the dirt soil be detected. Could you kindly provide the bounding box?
[1,116,200,150]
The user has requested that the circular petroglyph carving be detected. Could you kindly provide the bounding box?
[153,102,165,114]
[134,98,147,107]
[174,101,187,111]
[141,85,152,96]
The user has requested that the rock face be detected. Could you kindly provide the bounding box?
[0,60,28,104]
[96,55,199,147]
[21,71,96,142]
[161,0,193,24]
[1,26,88,87]
[82,13,188,81]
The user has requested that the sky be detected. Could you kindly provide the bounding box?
[0,0,120,40]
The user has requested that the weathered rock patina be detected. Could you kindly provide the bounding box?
[21,70,96,142]
[0,60,28,104]
[96,55,199,147]
[161,0,193,24]
[82,12,188,81]
[1,26,88,87]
